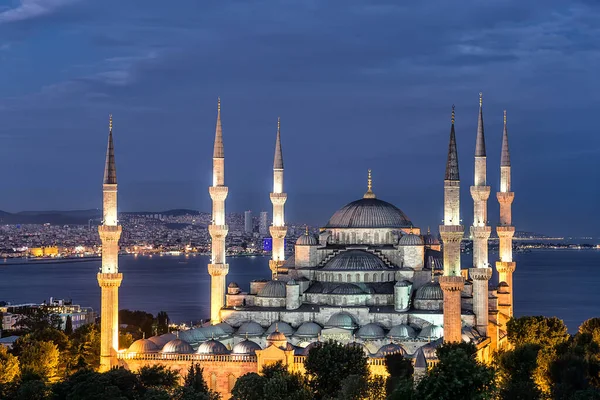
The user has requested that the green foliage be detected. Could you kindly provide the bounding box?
[580,318,600,345]
[51,368,140,400]
[14,307,62,333]
[495,343,542,400]
[120,332,135,350]
[231,362,310,400]
[304,340,369,399]
[507,316,569,348]
[415,342,495,400]
[16,339,60,383]
[138,365,179,391]
[119,309,155,339]
[69,323,100,371]
[336,374,387,400]
[156,311,170,335]
[384,352,414,395]
[10,378,52,400]
[0,345,20,385]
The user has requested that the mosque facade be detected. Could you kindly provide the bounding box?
[102,95,517,397]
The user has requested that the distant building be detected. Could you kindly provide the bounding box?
[3,298,95,331]
[259,211,268,235]
[244,211,253,234]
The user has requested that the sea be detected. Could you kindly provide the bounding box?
[0,250,599,333]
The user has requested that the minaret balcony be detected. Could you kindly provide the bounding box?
[98,225,122,241]
[470,225,491,239]
[439,224,464,240]
[209,186,229,201]
[439,276,465,292]
[469,267,492,281]
[208,225,229,239]
[97,272,123,287]
[496,192,514,204]
[470,186,491,201]
[496,226,515,238]
[269,226,288,238]
[270,192,287,205]
[495,261,516,274]
[208,263,229,276]
[102,183,118,192]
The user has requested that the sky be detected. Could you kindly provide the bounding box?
[0,0,599,237]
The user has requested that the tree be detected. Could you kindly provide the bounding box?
[336,374,386,400]
[156,311,169,335]
[507,316,569,348]
[14,306,62,333]
[119,309,155,339]
[231,362,310,400]
[138,365,179,391]
[176,363,220,400]
[0,345,20,385]
[580,318,600,345]
[495,343,542,400]
[415,342,496,400]
[16,339,60,383]
[384,352,414,395]
[120,332,134,350]
[51,368,138,400]
[70,323,101,371]
[304,340,369,399]
[64,316,73,335]
[230,373,265,400]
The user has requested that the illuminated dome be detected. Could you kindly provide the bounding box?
[266,322,294,336]
[326,311,358,329]
[295,322,322,338]
[399,233,424,246]
[325,198,412,229]
[162,339,194,354]
[356,323,385,339]
[148,333,176,348]
[331,283,365,295]
[214,322,235,335]
[232,339,261,355]
[387,324,416,339]
[418,325,444,340]
[414,282,443,301]
[197,339,228,355]
[257,281,286,298]
[296,233,318,246]
[236,321,265,337]
[423,231,440,245]
[127,338,159,354]
[323,250,388,271]
[375,343,407,357]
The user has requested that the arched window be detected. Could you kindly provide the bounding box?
[381,272,385,281]
[363,232,368,242]
[365,273,370,283]
[347,274,351,282]
[338,274,342,282]
[374,232,379,244]
[355,273,360,282]
[210,374,217,391]
[228,374,236,391]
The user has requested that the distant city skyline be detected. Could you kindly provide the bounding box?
[0,1,598,237]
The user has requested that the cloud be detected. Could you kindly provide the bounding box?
[0,0,77,24]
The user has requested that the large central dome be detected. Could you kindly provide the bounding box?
[325,198,412,229]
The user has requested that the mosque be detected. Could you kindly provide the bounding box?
[98,94,517,397]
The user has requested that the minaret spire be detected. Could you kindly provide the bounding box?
[270,117,288,279]
[500,110,510,167]
[98,114,123,371]
[475,92,486,157]
[208,98,229,324]
[445,105,459,181]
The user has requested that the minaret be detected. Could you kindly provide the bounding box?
[98,115,123,372]
[439,105,465,343]
[269,117,287,279]
[496,110,516,317]
[208,98,229,324]
[469,93,492,337]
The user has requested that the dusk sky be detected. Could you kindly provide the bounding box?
[0,0,599,237]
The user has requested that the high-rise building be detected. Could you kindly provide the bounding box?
[259,211,268,235]
[244,210,253,234]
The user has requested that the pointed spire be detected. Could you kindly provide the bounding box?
[213,97,224,158]
[273,117,284,169]
[103,114,117,184]
[445,105,460,181]
[501,110,510,166]
[475,92,486,157]
[363,169,376,198]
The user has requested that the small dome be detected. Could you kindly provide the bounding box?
[236,321,265,337]
[387,324,416,339]
[323,250,388,271]
[162,339,194,354]
[399,233,424,246]
[127,338,159,354]
[295,322,322,338]
[394,280,412,287]
[418,325,444,340]
[201,325,228,339]
[296,234,317,246]
[232,339,261,355]
[325,198,413,229]
[197,339,228,355]
[331,283,365,295]
[266,322,295,336]
[267,330,286,342]
[414,282,443,301]
[257,280,286,298]
[228,282,239,288]
[188,328,208,343]
[177,329,195,343]
[326,311,358,329]
[423,232,440,245]
[375,343,407,358]
[214,322,235,335]
[356,323,385,339]
[147,333,176,348]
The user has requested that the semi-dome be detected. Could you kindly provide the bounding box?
[127,338,159,354]
[399,233,424,246]
[387,324,416,339]
[162,339,194,354]
[295,322,322,338]
[326,311,358,329]
[296,233,318,246]
[331,283,365,295]
[375,343,407,357]
[232,339,261,355]
[148,333,176,348]
[214,322,235,335]
[266,322,295,336]
[325,198,413,229]
[236,321,265,337]
[414,282,443,301]
[197,339,228,355]
[356,323,385,339]
[323,250,388,271]
[257,280,286,298]
[418,325,444,340]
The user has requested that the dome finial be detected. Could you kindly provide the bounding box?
[451,105,455,125]
[431,265,435,282]
[427,226,430,234]
[503,109,507,125]
[275,322,279,332]
[305,226,309,236]
[109,114,113,132]
[479,92,483,107]
[363,169,376,198]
